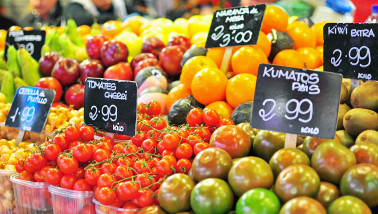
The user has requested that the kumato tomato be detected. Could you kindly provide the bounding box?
[311,141,356,184]
[191,147,232,182]
[253,130,285,162]
[228,157,273,197]
[279,196,326,214]
[302,136,341,157]
[158,174,195,213]
[350,142,378,166]
[269,148,310,178]
[275,164,320,202]
[190,178,234,214]
[315,182,340,209]
[236,188,280,214]
[340,163,378,207]
[209,125,251,158]
[327,196,372,214]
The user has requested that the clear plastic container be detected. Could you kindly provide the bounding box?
[365,5,378,23]
[48,185,95,214]
[93,198,140,214]
[10,174,53,214]
[0,170,17,214]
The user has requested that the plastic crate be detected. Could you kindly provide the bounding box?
[93,198,140,214]
[48,185,95,214]
[0,170,17,214]
[10,174,52,214]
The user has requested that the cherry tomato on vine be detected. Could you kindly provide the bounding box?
[60,175,77,190]
[73,179,92,191]
[186,108,204,126]
[97,173,117,188]
[74,168,85,179]
[64,126,81,142]
[58,156,79,175]
[146,101,161,116]
[85,168,102,186]
[176,158,192,174]
[141,139,157,154]
[114,165,133,181]
[93,149,111,162]
[95,187,116,205]
[68,140,81,149]
[136,189,154,207]
[34,170,45,182]
[19,170,34,181]
[131,132,147,147]
[44,143,62,161]
[113,143,126,154]
[116,181,139,201]
[193,142,210,155]
[156,159,173,177]
[216,118,234,127]
[161,134,180,150]
[133,159,151,174]
[203,109,221,126]
[149,117,167,130]
[136,173,153,188]
[53,134,68,150]
[15,160,25,173]
[187,134,203,148]
[80,126,95,141]
[73,144,92,162]
[116,157,134,167]
[45,168,63,186]
[175,143,193,159]
[100,162,117,174]
[194,127,211,142]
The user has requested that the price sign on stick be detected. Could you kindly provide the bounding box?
[4,30,46,61]
[5,87,55,144]
[84,78,138,137]
[205,4,266,48]
[251,64,342,140]
[323,23,378,81]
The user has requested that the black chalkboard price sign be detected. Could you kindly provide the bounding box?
[251,64,342,139]
[5,87,55,133]
[84,78,138,137]
[205,4,266,48]
[4,30,46,61]
[323,23,378,81]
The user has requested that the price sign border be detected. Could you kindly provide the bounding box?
[205,4,266,49]
[4,29,46,61]
[323,23,378,81]
[250,63,343,139]
[84,78,138,137]
[5,86,55,134]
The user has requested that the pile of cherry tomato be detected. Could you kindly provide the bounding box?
[14,101,230,210]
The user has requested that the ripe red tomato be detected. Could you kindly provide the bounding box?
[194,127,211,142]
[58,156,79,175]
[114,165,133,181]
[113,143,126,154]
[40,166,53,180]
[156,159,173,177]
[175,158,192,174]
[68,140,81,149]
[19,170,35,181]
[193,142,210,155]
[64,126,81,142]
[95,187,116,205]
[186,108,204,127]
[162,155,177,166]
[100,162,117,174]
[146,101,161,116]
[53,134,68,150]
[203,109,220,126]
[175,143,193,159]
[116,181,139,201]
[93,149,111,162]
[15,160,25,173]
[216,118,235,127]
[116,157,134,167]
[80,126,95,142]
[133,159,151,174]
[187,134,203,148]
[60,175,77,190]
[141,139,157,154]
[97,173,117,188]
[136,173,153,188]
[45,168,63,186]
[136,189,154,207]
[101,136,115,147]
[74,168,85,179]
[24,156,36,173]
[85,168,102,186]
[161,134,180,150]
[34,170,45,182]
[44,143,62,161]
[131,132,147,147]
[73,144,92,163]
[149,116,167,130]
[73,179,92,191]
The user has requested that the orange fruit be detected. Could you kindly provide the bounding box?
[273,49,305,68]
[166,84,192,112]
[297,47,323,69]
[191,67,228,105]
[287,21,316,49]
[261,5,289,34]
[231,46,268,76]
[180,56,218,88]
[316,46,324,62]
[102,20,124,38]
[206,47,225,68]
[226,74,257,108]
[77,25,91,36]
[0,30,7,50]
[9,26,22,31]
[23,27,34,31]
[311,22,327,46]
[204,101,234,119]
[123,16,147,36]
[255,31,271,57]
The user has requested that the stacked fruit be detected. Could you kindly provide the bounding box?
[0,139,35,170]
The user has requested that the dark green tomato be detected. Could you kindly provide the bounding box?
[158,174,195,213]
[190,178,234,214]
[315,182,340,208]
[327,196,372,214]
[275,164,320,202]
[236,188,281,214]
[302,136,341,157]
[350,142,378,166]
[269,148,310,178]
[137,205,167,214]
[279,196,326,214]
[228,156,273,197]
[191,147,232,182]
[253,131,285,162]
[340,163,378,207]
[311,141,356,184]
[236,122,255,144]
[210,125,251,158]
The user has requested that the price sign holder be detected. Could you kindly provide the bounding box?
[5,87,55,144]
[323,23,378,89]
[205,4,266,74]
[4,30,46,61]
[84,78,138,137]
[251,64,343,147]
